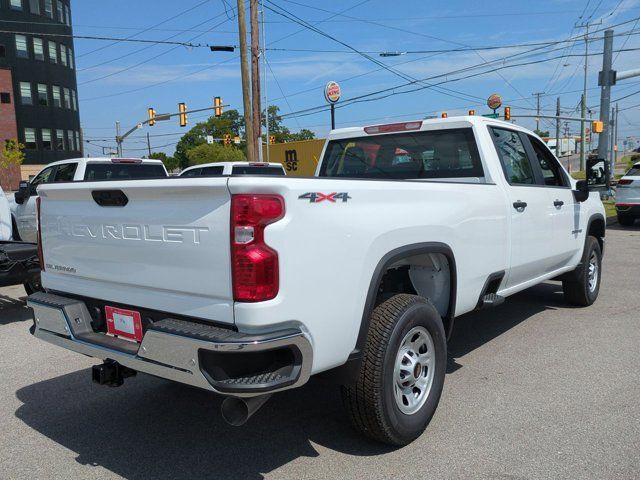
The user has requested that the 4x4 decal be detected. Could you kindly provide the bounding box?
[298,192,351,203]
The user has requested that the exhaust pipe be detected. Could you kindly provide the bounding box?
[221,394,272,426]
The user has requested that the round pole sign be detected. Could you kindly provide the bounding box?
[324,81,341,104]
[487,93,502,111]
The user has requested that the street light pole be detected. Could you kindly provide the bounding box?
[533,92,544,132]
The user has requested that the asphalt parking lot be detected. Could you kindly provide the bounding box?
[1,225,639,480]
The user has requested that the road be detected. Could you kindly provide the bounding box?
[1,226,639,479]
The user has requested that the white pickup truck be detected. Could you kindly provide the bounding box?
[9,157,168,243]
[28,116,606,445]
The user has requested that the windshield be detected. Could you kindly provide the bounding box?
[84,163,167,181]
[231,166,285,175]
[319,128,483,179]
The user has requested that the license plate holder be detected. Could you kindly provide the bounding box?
[105,306,143,342]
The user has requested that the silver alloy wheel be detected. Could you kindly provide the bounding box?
[588,251,599,293]
[393,326,435,415]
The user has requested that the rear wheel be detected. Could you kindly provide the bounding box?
[341,294,446,446]
[562,236,601,306]
[617,214,635,226]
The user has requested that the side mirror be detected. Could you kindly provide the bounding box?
[586,157,608,188]
[14,181,30,205]
[573,180,589,202]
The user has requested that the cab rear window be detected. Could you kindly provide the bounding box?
[231,166,285,175]
[84,164,167,181]
[626,166,640,176]
[319,128,484,179]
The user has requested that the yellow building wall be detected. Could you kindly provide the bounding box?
[21,165,46,181]
[262,139,325,177]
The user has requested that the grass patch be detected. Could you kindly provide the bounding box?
[603,199,616,218]
[571,171,586,180]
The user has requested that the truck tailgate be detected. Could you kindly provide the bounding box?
[38,178,234,324]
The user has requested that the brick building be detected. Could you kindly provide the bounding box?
[0,0,81,190]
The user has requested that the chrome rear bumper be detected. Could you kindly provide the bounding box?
[27,292,313,397]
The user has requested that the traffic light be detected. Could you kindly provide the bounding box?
[592,120,604,133]
[441,112,448,118]
[214,97,223,118]
[269,135,276,145]
[223,134,231,146]
[468,110,475,116]
[504,106,511,121]
[148,107,156,126]
[178,103,187,127]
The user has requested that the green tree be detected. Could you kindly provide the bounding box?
[186,142,245,166]
[534,129,550,138]
[148,151,179,172]
[0,139,25,170]
[262,105,316,143]
[174,110,244,169]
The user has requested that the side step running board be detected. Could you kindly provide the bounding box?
[479,293,505,309]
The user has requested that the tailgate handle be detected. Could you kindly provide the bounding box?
[92,190,129,207]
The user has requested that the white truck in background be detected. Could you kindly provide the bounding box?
[180,161,286,177]
[9,157,167,243]
[28,116,606,445]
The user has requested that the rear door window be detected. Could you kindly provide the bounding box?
[84,163,167,181]
[489,127,537,185]
[319,128,484,179]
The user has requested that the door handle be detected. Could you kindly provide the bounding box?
[553,199,564,207]
[513,200,527,212]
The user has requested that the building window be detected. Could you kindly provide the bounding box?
[71,89,77,111]
[48,41,57,63]
[52,85,61,107]
[0,93,11,104]
[56,129,65,150]
[19,82,32,105]
[15,35,29,59]
[44,0,53,18]
[29,0,40,14]
[37,84,48,106]
[24,128,37,149]
[75,131,80,151]
[67,130,75,150]
[10,0,23,11]
[33,38,44,61]
[60,44,67,67]
[56,0,64,22]
[63,87,71,109]
[64,4,71,26]
[0,45,5,58]
[68,47,74,69]
[42,129,53,150]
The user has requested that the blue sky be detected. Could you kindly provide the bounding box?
[73,0,640,157]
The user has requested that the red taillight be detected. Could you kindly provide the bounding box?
[617,179,633,185]
[231,194,284,302]
[36,196,45,271]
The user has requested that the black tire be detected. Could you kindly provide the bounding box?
[341,294,447,446]
[562,236,602,306]
[617,214,635,226]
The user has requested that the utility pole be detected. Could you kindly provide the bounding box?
[555,97,561,159]
[237,0,255,161]
[261,0,269,162]
[597,29,614,169]
[533,92,544,132]
[250,0,262,161]
[614,103,619,166]
[115,121,122,157]
[609,106,615,166]
[575,20,600,171]
[146,132,151,157]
